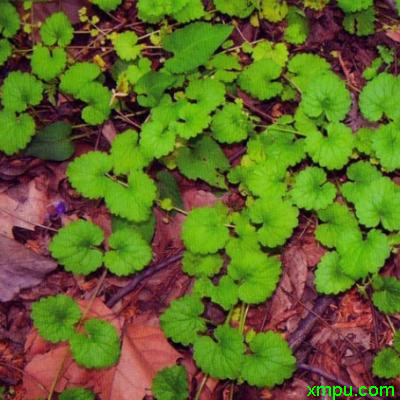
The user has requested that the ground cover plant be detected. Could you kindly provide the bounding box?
[1,0,400,399]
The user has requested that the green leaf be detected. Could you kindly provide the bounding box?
[31,45,67,81]
[135,71,176,107]
[110,129,149,174]
[372,122,400,171]
[104,171,157,223]
[305,122,354,170]
[60,62,101,97]
[301,73,351,122]
[156,171,184,209]
[291,167,336,211]
[112,214,156,243]
[213,0,254,17]
[359,73,400,122]
[70,318,120,369]
[49,220,104,275]
[25,121,74,161]
[315,203,358,248]
[39,12,73,47]
[337,0,373,12]
[186,78,226,113]
[31,294,81,343]
[67,151,113,199]
[182,205,229,254]
[77,82,112,125]
[241,332,296,387]
[160,295,206,346]
[238,59,283,100]
[304,0,330,9]
[373,348,400,379]
[137,0,170,23]
[261,0,288,22]
[0,110,35,156]
[196,276,239,310]
[104,229,152,276]
[176,136,229,189]
[193,324,245,379]
[284,7,309,45]
[354,127,375,155]
[228,252,282,304]
[0,39,12,66]
[113,31,141,61]
[343,7,375,37]
[152,365,189,400]
[314,252,356,295]
[337,229,391,280]
[251,41,288,67]
[0,2,20,38]
[172,0,205,23]
[354,178,400,231]
[162,22,233,73]
[182,251,223,278]
[59,388,95,400]
[248,197,299,248]
[90,0,122,11]
[1,71,43,112]
[211,103,253,144]
[372,275,400,314]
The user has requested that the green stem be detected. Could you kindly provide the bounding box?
[239,303,249,333]
[105,173,129,187]
[194,375,208,400]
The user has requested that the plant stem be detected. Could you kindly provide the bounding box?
[239,303,249,333]
[193,375,208,400]
[229,382,235,400]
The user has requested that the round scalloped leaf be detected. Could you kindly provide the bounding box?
[182,251,223,278]
[112,214,156,244]
[213,0,254,17]
[60,62,101,97]
[152,365,189,400]
[211,103,253,144]
[186,78,226,113]
[305,123,354,170]
[315,202,358,248]
[291,167,336,211]
[251,41,288,67]
[372,275,400,314]
[238,59,283,100]
[31,45,67,81]
[67,151,113,199]
[113,31,141,61]
[137,0,171,23]
[228,252,281,304]
[110,129,150,174]
[301,73,351,122]
[337,0,373,12]
[0,111,35,156]
[160,295,206,346]
[355,178,400,231]
[49,220,104,275]
[104,229,152,276]
[0,39,12,66]
[39,12,73,47]
[261,0,288,22]
[172,0,205,23]
[284,6,309,45]
[78,82,111,125]
[373,348,400,379]
[359,73,400,122]
[0,2,20,38]
[314,252,355,295]
[70,318,120,369]
[31,294,81,343]
[337,229,391,280]
[104,171,157,223]
[372,122,400,171]
[90,0,122,11]
[341,161,382,204]
[181,205,230,254]
[248,197,299,248]
[2,71,43,112]
[241,332,296,388]
[193,324,245,380]
[59,388,95,400]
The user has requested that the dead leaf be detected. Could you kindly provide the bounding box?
[0,176,49,239]
[386,29,400,42]
[0,236,57,302]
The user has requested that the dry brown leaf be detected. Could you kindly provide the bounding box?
[0,236,57,302]
[0,176,49,238]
